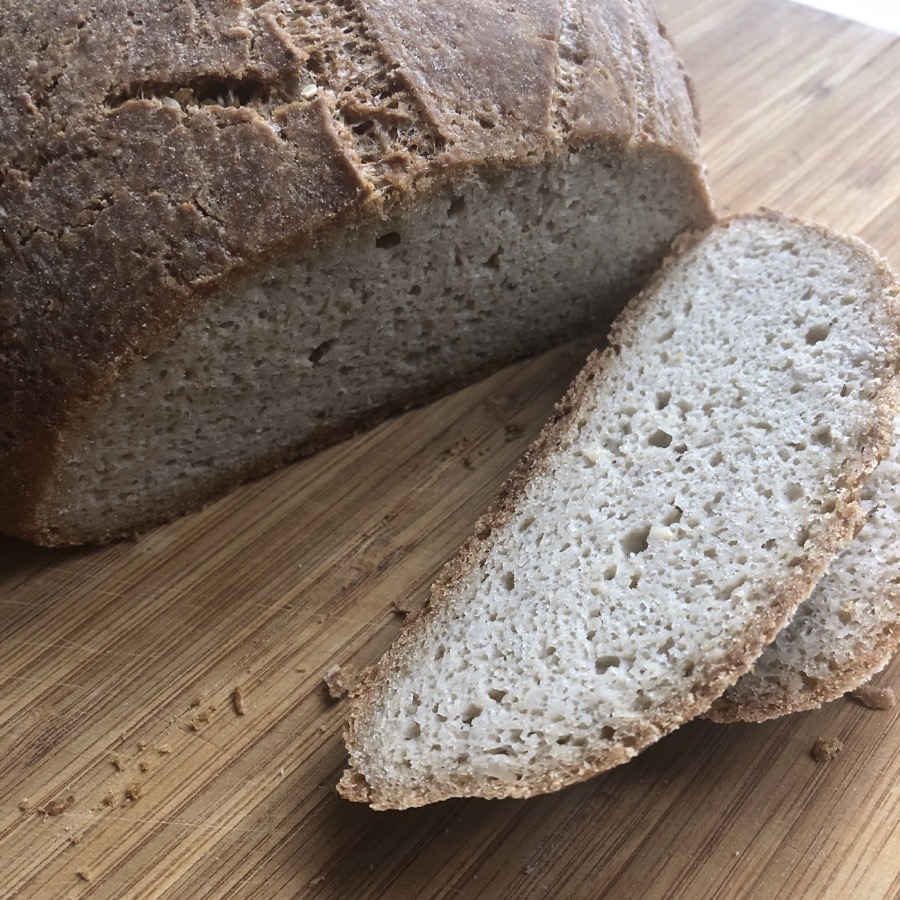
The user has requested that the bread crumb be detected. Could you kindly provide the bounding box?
[190,696,202,708]
[300,83,318,100]
[18,799,30,812]
[232,687,247,716]
[137,741,147,751]
[69,835,81,846]
[392,600,416,616]
[124,782,143,801]
[139,760,151,773]
[158,746,171,755]
[190,708,213,731]
[324,664,357,700]
[308,875,326,887]
[40,795,75,816]
[110,756,126,771]
[76,869,93,882]
[101,793,116,808]
[812,737,844,763]
[849,685,896,710]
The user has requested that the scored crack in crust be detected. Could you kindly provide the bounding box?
[0,0,711,544]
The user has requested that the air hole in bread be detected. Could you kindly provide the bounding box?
[805,324,830,345]
[786,483,804,502]
[503,571,515,591]
[487,688,506,703]
[595,655,621,674]
[403,722,421,740]
[461,703,483,725]
[308,340,336,366]
[447,195,466,217]
[621,525,651,556]
[375,231,402,250]
[656,391,671,410]
[648,428,672,448]
[662,505,683,526]
[600,726,616,741]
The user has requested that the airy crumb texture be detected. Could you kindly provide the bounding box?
[849,684,896,710]
[710,412,900,723]
[812,737,844,763]
[324,665,358,701]
[339,213,900,809]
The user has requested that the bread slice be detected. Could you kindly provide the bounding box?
[708,414,900,723]
[0,0,712,546]
[338,213,900,809]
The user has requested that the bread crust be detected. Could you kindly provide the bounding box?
[0,0,711,544]
[339,212,900,808]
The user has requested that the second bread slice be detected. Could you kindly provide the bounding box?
[340,213,900,809]
[708,412,900,722]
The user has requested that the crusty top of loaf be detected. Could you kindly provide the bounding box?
[0,0,706,535]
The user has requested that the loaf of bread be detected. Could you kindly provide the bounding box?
[339,213,900,810]
[708,413,900,722]
[0,0,713,546]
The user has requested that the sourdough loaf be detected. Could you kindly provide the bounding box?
[339,213,900,810]
[0,0,712,546]
[708,413,900,723]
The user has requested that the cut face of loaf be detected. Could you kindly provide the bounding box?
[0,0,713,546]
[28,150,709,546]
[709,413,900,723]
[339,213,900,810]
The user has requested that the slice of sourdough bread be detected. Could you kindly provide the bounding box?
[339,213,900,809]
[708,414,900,723]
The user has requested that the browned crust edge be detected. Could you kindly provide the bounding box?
[338,211,900,809]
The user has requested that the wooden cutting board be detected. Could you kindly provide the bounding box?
[1,1,898,897]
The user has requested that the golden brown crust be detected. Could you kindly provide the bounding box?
[339,212,900,809]
[0,0,709,544]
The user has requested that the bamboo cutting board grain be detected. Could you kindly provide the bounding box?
[2,1,900,897]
